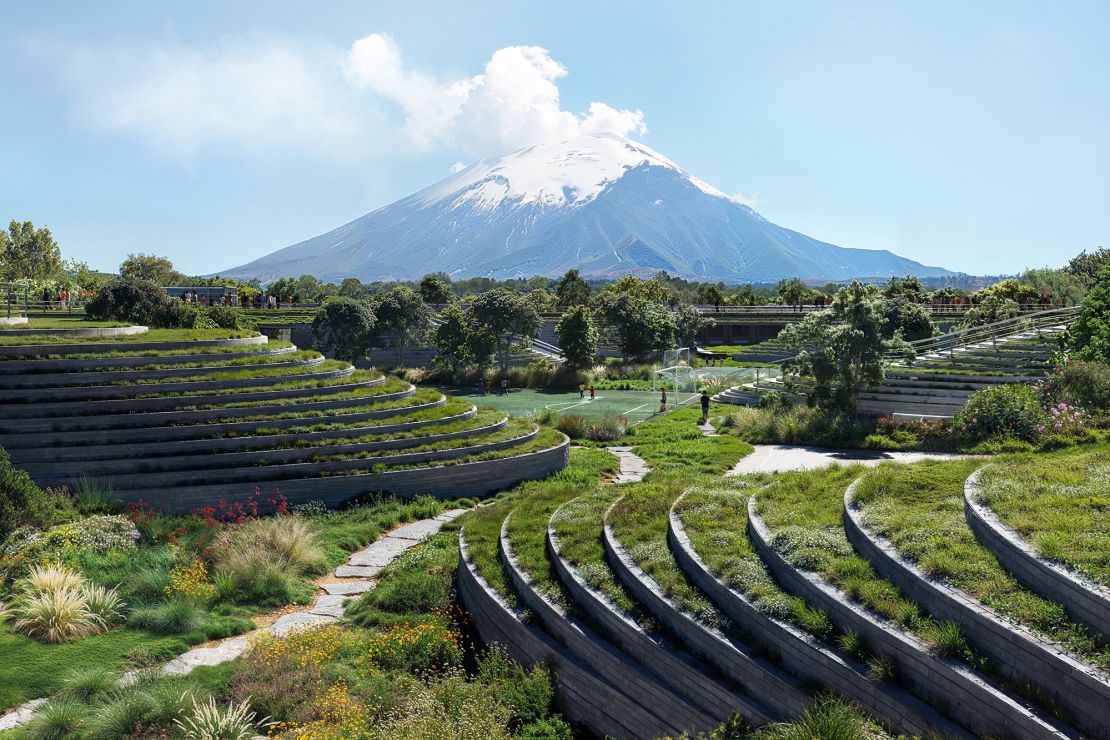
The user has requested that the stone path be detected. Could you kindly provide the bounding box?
[727,444,968,476]
[0,508,467,730]
[606,446,650,484]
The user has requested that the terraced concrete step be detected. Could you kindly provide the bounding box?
[0,344,295,373]
[0,355,321,388]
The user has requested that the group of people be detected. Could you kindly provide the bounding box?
[41,286,72,310]
[178,290,232,307]
[239,293,291,310]
[475,377,510,395]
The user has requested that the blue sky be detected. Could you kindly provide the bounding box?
[2,1,1107,277]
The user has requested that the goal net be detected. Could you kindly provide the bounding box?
[654,347,697,408]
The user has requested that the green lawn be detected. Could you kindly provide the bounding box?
[976,445,1110,588]
[432,385,701,426]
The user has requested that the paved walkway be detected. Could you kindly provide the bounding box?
[727,444,968,476]
[606,446,650,484]
[0,508,467,730]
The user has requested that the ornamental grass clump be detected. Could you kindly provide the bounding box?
[173,695,267,740]
[212,515,325,605]
[0,563,123,643]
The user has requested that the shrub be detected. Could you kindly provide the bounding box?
[584,416,624,441]
[0,449,73,541]
[58,667,119,703]
[475,645,556,730]
[173,695,263,740]
[211,516,323,605]
[165,559,216,603]
[23,697,88,740]
[753,692,868,739]
[0,564,120,642]
[365,621,461,673]
[524,357,557,386]
[128,598,203,635]
[82,583,125,624]
[1042,360,1110,411]
[72,477,119,515]
[233,624,346,723]
[555,414,587,439]
[85,278,211,329]
[922,620,970,659]
[757,390,791,412]
[312,297,377,362]
[205,304,256,331]
[956,383,1043,443]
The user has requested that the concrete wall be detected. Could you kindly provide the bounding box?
[0,333,267,357]
[843,480,1110,736]
[746,495,1072,738]
[0,356,321,388]
[0,325,147,338]
[666,499,966,738]
[0,345,294,374]
[963,469,1110,642]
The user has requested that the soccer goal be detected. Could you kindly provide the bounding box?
[653,347,698,409]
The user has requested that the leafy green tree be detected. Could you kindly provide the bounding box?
[468,288,542,372]
[1019,267,1085,306]
[525,288,555,313]
[696,283,726,310]
[119,253,180,285]
[312,297,377,363]
[1067,265,1110,362]
[267,276,300,302]
[432,304,472,375]
[64,259,110,292]
[554,269,590,307]
[1066,247,1110,288]
[961,294,1020,328]
[779,281,910,411]
[418,273,454,304]
[339,277,365,298]
[673,303,714,351]
[776,278,809,309]
[596,292,676,362]
[883,300,936,342]
[555,305,598,369]
[466,324,499,373]
[2,221,63,314]
[369,286,432,367]
[599,274,670,303]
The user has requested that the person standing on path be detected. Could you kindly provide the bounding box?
[700,390,710,424]
[589,385,596,400]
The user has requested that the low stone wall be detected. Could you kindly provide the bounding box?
[963,469,1110,643]
[600,502,810,718]
[498,518,713,735]
[0,324,147,338]
[0,375,380,420]
[107,435,570,512]
[20,417,508,479]
[0,381,405,434]
[665,496,966,738]
[0,345,294,373]
[42,427,540,491]
[456,532,674,739]
[745,495,1071,738]
[843,480,1110,737]
[0,355,322,388]
[0,365,350,403]
[545,515,765,726]
[0,392,438,448]
[0,333,266,357]
[8,407,479,464]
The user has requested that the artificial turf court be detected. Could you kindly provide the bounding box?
[432,386,701,426]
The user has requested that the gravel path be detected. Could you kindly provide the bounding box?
[727,444,968,476]
[0,508,467,730]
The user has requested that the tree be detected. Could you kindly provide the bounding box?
[119,253,180,286]
[1067,265,1110,362]
[525,288,555,313]
[599,274,670,303]
[596,292,676,362]
[311,297,377,363]
[467,288,542,373]
[554,269,590,307]
[778,281,910,411]
[696,283,726,311]
[1066,247,1110,288]
[338,277,365,298]
[2,221,63,315]
[432,304,471,375]
[883,300,935,342]
[673,303,714,351]
[369,286,432,367]
[556,305,598,369]
[961,294,1020,328]
[776,278,808,309]
[418,273,454,305]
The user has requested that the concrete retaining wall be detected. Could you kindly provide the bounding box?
[456,532,676,739]
[0,345,294,373]
[498,518,714,735]
[19,417,508,478]
[544,514,766,726]
[600,502,810,718]
[0,391,436,447]
[843,480,1110,736]
[666,496,967,738]
[0,356,321,388]
[746,495,1072,738]
[7,406,478,464]
[0,380,401,433]
[963,469,1110,642]
[39,427,540,491]
[0,364,350,403]
[106,435,570,512]
[0,333,266,357]
[0,375,378,420]
[0,325,147,338]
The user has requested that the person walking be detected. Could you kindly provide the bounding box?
[589,385,596,400]
[579,383,586,399]
[500,377,508,395]
[700,390,711,425]
[42,286,51,312]
[659,387,667,413]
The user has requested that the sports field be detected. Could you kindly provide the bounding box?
[432,386,701,426]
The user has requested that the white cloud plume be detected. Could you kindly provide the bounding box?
[38,32,646,160]
[732,190,763,209]
[343,34,646,156]
[450,161,467,173]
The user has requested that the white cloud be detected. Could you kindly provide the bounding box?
[343,34,646,156]
[733,190,763,209]
[450,161,467,173]
[38,32,646,161]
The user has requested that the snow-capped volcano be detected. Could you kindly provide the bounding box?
[220,134,953,284]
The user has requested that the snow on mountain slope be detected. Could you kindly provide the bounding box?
[219,134,953,284]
